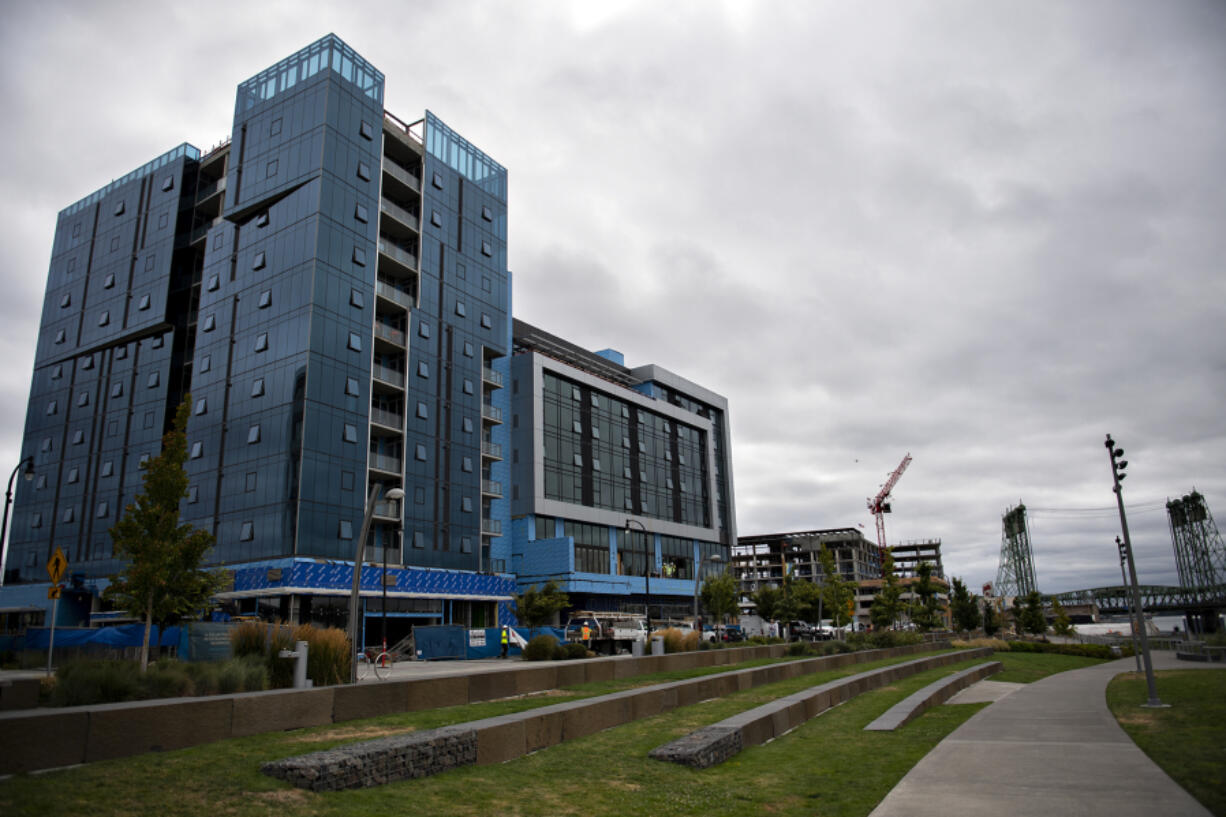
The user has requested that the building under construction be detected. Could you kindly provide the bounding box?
[890,539,944,579]
[733,528,883,616]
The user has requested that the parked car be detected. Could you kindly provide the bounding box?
[722,626,745,643]
[788,621,814,640]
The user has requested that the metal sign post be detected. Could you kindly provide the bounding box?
[46,547,67,676]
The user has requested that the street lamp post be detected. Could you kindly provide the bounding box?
[692,553,724,625]
[1117,538,1143,674]
[349,485,404,683]
[0,456,34,586]
[1105,434,1164,707]
[626,519,650,633]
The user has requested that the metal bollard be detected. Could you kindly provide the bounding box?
[278,640,311,689]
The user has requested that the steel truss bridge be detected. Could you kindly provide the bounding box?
[1050,584,1226,615]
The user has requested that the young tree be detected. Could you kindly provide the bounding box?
[949,577,982,632]
[700,571,739,626]
[104,398,223,672]
[909,561,944,632]
[512,580,570,636]
[791,579,823,624]
[1051,597,1075,636]
[751,586,782,623]
[818,544,855,628]
[1014,591,1048,636]
[869,550,904,630]
[982,598,1000,636]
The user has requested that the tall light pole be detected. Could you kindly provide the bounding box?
[693,553,724,623]
[1117,537,1143,674]
[0,456,34,586]
[349,485,403,683]
[626,519,650,633]
[1105,434,1164,707]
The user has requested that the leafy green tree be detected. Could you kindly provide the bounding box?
[1051,597,1075,636]
[982,598,1000,636]
[909,561,944,632]
[818,544,855,628]
[950,577,982,632]
[700,571,739,625]
[870,550,904,630]
[1014,591,1048,636]
[791,579,823,624]
[104,397,223,672]
[751,586,782,622]
[512,580,571,635]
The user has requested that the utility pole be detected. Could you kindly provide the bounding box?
[1105,434,1165,708]
[1116,538,1143,674]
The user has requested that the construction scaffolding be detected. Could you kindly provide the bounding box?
[1167,491,1226,591]
[995,504,1038,598]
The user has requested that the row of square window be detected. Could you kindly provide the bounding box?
[48,338,163,377]
[64,173,175,241]
[558,455,696,490]
[230,520,473,550]
[45,371,165,415]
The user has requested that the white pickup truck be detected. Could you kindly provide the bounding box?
[565,611,648,654]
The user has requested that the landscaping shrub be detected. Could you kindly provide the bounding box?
[681,631,700,652]
[658,628,686,653]
[52,659,141,706]
[821,640,854,655]
[847,630,924,651]
[952,637,1011,651]
[522,634,558,661]
[142,660,194,699]
[1005,640,1124,659]
[230,620,268,658]
[563,642,588,660]
[787,642,814,657]
[294,623,350,686]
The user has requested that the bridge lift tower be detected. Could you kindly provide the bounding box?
[1167,491,1226,633]
[995,504,1038,599]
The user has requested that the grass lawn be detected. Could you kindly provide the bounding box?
[1107,668,1226,817]
[990,650,1107,684]
[0,650,1100,817]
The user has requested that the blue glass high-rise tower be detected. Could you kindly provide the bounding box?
[2,36,514,642]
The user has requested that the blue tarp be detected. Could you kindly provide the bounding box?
[24,623,181,650]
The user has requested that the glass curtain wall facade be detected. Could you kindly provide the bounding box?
[3,35,514,635]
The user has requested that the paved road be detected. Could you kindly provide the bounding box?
[870,652,1217,817]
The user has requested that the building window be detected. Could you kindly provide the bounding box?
[202,314,215,332]
[352,246,366,266]
[187,485,198,503]
[67,467,79,483]
[158,212,168,229]
[432,171,443,189]
[461,536,473,553]
[430,210,442,227]
[270,117,282,136]
[359,120,373,140]
[456,262,466,279]
[114,201,125,216]
[71,430,84,445]
[251,378,264,397]
[342,423,357,443]
[258,290,272,309]
[144,412,155,429]
[413,531,426,549]
[206,274,219,292]
[63,507,75,523]
[247,425,261,444]
[60,293,70,308]
[151,334,164,349]
[345,377,360,397]
[416,402,428,419]
[461,457,473,473]
[461,417,472,433]
[462,379,474,395]
[162,175,174,192]
[355,203,368,223]
[199,354,211,373]
[240,522,254,541]
[253,251,266,270]
[463,341,474,357]
[341,471,354,491]
[255,333,268,352]
[46,400,57,416]
[55,330,65,344]
[455,301,466,317]
[139,453,150,466]
[40,437,51,452]
[190,442,203,459]
[100,461,113,477]
[148,372,160,388]
[96,502,109,519]
[115,346,127,360]
[98,310,110,327]
[480,313,492,329]
[347,332,361,352]
[357,161,371,181]
[417,361,429,379]
[350,288,365,308]
[245,472,257,492]
[30,513,42,529]
[481,240,492,257]
[339,520,354,540]
[138,294,151,311]
[51,365,62,380]
[481,205,493,222]
[573,453,583,467]
[77,392,89,407]
[415,444,427,461]
[266,159,278,178]
[256,211,270,228]
[81,355,94,370]
[418,321,431,339]
[145,255,156,272]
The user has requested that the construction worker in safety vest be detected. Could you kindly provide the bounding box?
[581,624,591,647]
[500,625,509,659]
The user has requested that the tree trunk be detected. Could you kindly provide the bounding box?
[141,597,153,673]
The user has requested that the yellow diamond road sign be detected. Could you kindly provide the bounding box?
[46,547,67,584]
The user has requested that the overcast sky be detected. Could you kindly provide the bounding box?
[1,1,1223,594]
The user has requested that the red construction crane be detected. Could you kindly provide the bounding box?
[867,453,913,564]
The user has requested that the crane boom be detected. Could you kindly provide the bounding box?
[867,453,913,561]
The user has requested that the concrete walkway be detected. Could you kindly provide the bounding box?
[870,652,1216,817]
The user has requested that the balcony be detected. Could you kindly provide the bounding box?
[195,175,227,205]
[481,479,502,498]
[370,406,404,430]
[380,197,420,233]
[372,364,405,389]
[378,237,418,276]
[374,321,406,347]
[482,366,503,388]
[481,404,502,424]
[376,277,415,310]
[369,453,402,474]
[372,500,401,520]
[382,157,421,194]
[481,441,503,460]
[481,518,502,536]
